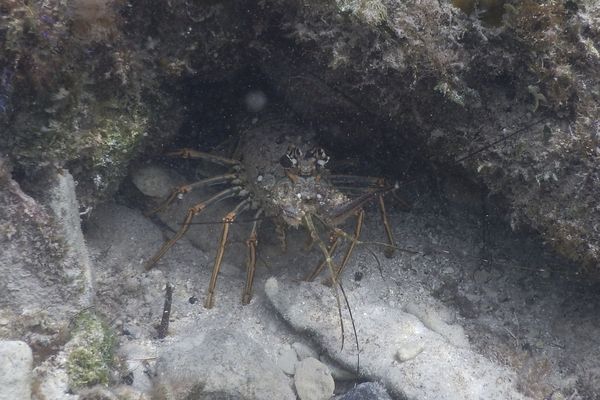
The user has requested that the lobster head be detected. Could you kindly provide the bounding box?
[279,145,330,177]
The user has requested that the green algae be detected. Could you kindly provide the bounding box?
[66,311,116,389]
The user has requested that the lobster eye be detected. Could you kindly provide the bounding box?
[280,145,300,169]
[309,147,330,168]
[293,147,303,159]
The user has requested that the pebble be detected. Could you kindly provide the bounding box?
[395,341,425,362]
[0,341,33,400]
[277,346,299,375]
[294,357,335,400]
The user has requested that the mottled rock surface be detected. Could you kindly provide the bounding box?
[154,329,295,400]
[3,0,599,272]
[335,382,392,400]
[266,277,529,400]
[294,357,335,400]
[0,162,93,348]
[0,341,33,400]
[2,1,600,399]
[249,0,600,272]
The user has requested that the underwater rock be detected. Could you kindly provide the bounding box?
[0,341,33,400]
[277,345,299,376]
[3,0,599,271]
[335,382,393,400]
[154,329,295,400]
[250,0,600,273]
[294,357,335,400]
[0,164,93,340]
[131,165,178,198]
[265,277,531,400]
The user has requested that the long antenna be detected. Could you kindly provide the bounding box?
[454,117,547,163]
[338,282,360,376]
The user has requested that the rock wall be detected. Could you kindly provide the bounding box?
[1,0,599,271]
[246,0,600,272]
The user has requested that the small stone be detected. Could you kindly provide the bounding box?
[0,341,33,400]
[277,346,298,375]
[294,357,334,400]
[395,341,425,362]
[265,277,279,297]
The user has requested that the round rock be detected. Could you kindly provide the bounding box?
[294,357,334,400]
[131,165,175,198]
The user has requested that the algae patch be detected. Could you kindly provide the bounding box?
[66,311,116,388]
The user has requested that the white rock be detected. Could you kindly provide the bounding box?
[404,303,469,348]
[294,357,335,400]
[267,277,531,400]
[1,171,93,337]
[48,171,94,307]
[265,276,280,297]
[395,341,425,362]
[0,341,33,400]
[278,346,299,375]
[131,165,177,198]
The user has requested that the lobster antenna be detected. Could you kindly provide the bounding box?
[303,214,347,351]
[338,281,360,376]
[185,215,272,225]
[454,117,548,163]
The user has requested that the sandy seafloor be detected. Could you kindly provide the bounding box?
[83,162,600,400]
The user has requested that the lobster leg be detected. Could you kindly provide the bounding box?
[145,187,240,270]
[205,199,251,309]
[305,234,339,282]
[165,148,240,167]
[329,174,384,189]
[378,193,396,258]
[304,215,340,288]
[328,177,398,258]
[330,208,365,283]
[275,219,288,252]
[242,208,264,305]
[145,174,237,216]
